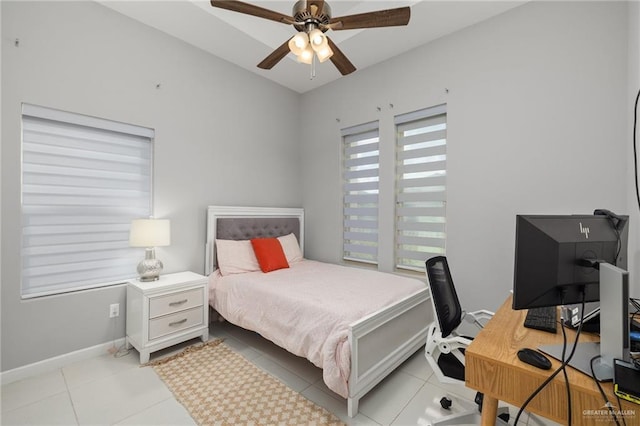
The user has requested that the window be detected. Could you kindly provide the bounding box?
[341,121,379,264]
[21,104,153,298]
[395,105,447,271]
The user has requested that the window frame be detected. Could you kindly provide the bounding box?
[394,104,448,272]
[341,121,380,265]
[20,103,154,299]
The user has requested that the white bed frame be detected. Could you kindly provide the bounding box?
[205,205,432,417]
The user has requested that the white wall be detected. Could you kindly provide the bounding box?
[1,1,301,371]
[299,1,634,312]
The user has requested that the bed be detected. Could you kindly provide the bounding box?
[205,205,432,417]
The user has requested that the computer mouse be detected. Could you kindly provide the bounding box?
[517,348,552,370]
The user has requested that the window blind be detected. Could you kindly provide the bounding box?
[21,104,153,298]
[342,121,380,264]
[395,105,447,271]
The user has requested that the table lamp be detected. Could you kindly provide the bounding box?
[129,218,171,281]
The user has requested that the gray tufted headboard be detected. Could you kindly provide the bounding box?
[216,217,300,241]
[205,206,304,275]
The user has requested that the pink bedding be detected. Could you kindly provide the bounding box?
[208,259,426,398]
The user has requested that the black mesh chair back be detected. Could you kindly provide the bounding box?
[426,256,463,338]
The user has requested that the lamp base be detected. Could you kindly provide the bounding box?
[137,248,163,282]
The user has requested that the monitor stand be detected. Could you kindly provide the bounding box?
[538,263,629,381]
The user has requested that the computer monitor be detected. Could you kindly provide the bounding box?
[512,211,630,380]
[512,213,628,310]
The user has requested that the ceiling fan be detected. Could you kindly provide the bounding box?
[209,0,411,76]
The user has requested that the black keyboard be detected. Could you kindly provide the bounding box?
[524,306,558,333]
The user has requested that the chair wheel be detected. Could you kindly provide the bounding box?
[439,397,452,409]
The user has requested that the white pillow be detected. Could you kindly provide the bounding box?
[277,233,303,264]
[215,239,260,276]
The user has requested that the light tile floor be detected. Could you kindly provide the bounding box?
[1,321,562,425]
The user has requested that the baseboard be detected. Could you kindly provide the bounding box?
[0,338,127,385]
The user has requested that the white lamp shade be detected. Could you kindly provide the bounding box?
[315,45,333,62]
[308,29,327,49]
[297,45,314,64]
[129,219,171,247]
[288,32,308,56]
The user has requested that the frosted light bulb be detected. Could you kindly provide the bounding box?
[309,29,326,48]
[297,45,314,64]
[288,32,308,56]
[315,45,333,63]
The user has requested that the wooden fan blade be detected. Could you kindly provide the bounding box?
[210,0,293,24]
[306,0,325,17]
[257,40,291,70]
[329,6,410,30]
[327,38,356,75]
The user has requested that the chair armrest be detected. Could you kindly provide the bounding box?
[465,309,495,328]
[468,309,494,320]
[438,334,473,352]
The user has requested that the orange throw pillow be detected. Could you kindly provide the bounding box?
[250,238,290,273]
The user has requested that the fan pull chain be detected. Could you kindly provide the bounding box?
[310,54,316,80]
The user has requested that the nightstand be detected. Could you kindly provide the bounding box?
[126,271,209,363]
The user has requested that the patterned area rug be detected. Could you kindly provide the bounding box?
[148,340,345,425]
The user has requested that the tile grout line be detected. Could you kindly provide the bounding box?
[61,363,81,425]
[389,381,427,426]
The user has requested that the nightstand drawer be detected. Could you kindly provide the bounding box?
[149,288,203,318]
[148,306,204,340]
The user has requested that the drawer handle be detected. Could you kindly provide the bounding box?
[168,318,188,327]
[169,299,188,307]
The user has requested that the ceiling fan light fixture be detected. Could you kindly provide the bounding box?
[308,28,327,48]
[297,45,314,64]
[288,32,308,55]
[315,45,333,63]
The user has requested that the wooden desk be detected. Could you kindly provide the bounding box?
[465,296,638,426]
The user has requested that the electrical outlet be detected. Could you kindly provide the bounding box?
[109,303,120,318]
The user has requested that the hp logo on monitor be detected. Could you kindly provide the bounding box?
[579,223,590,239]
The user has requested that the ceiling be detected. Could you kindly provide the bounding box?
[99,0,527,93]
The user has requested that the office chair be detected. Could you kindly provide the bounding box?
[424,256,509,426]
